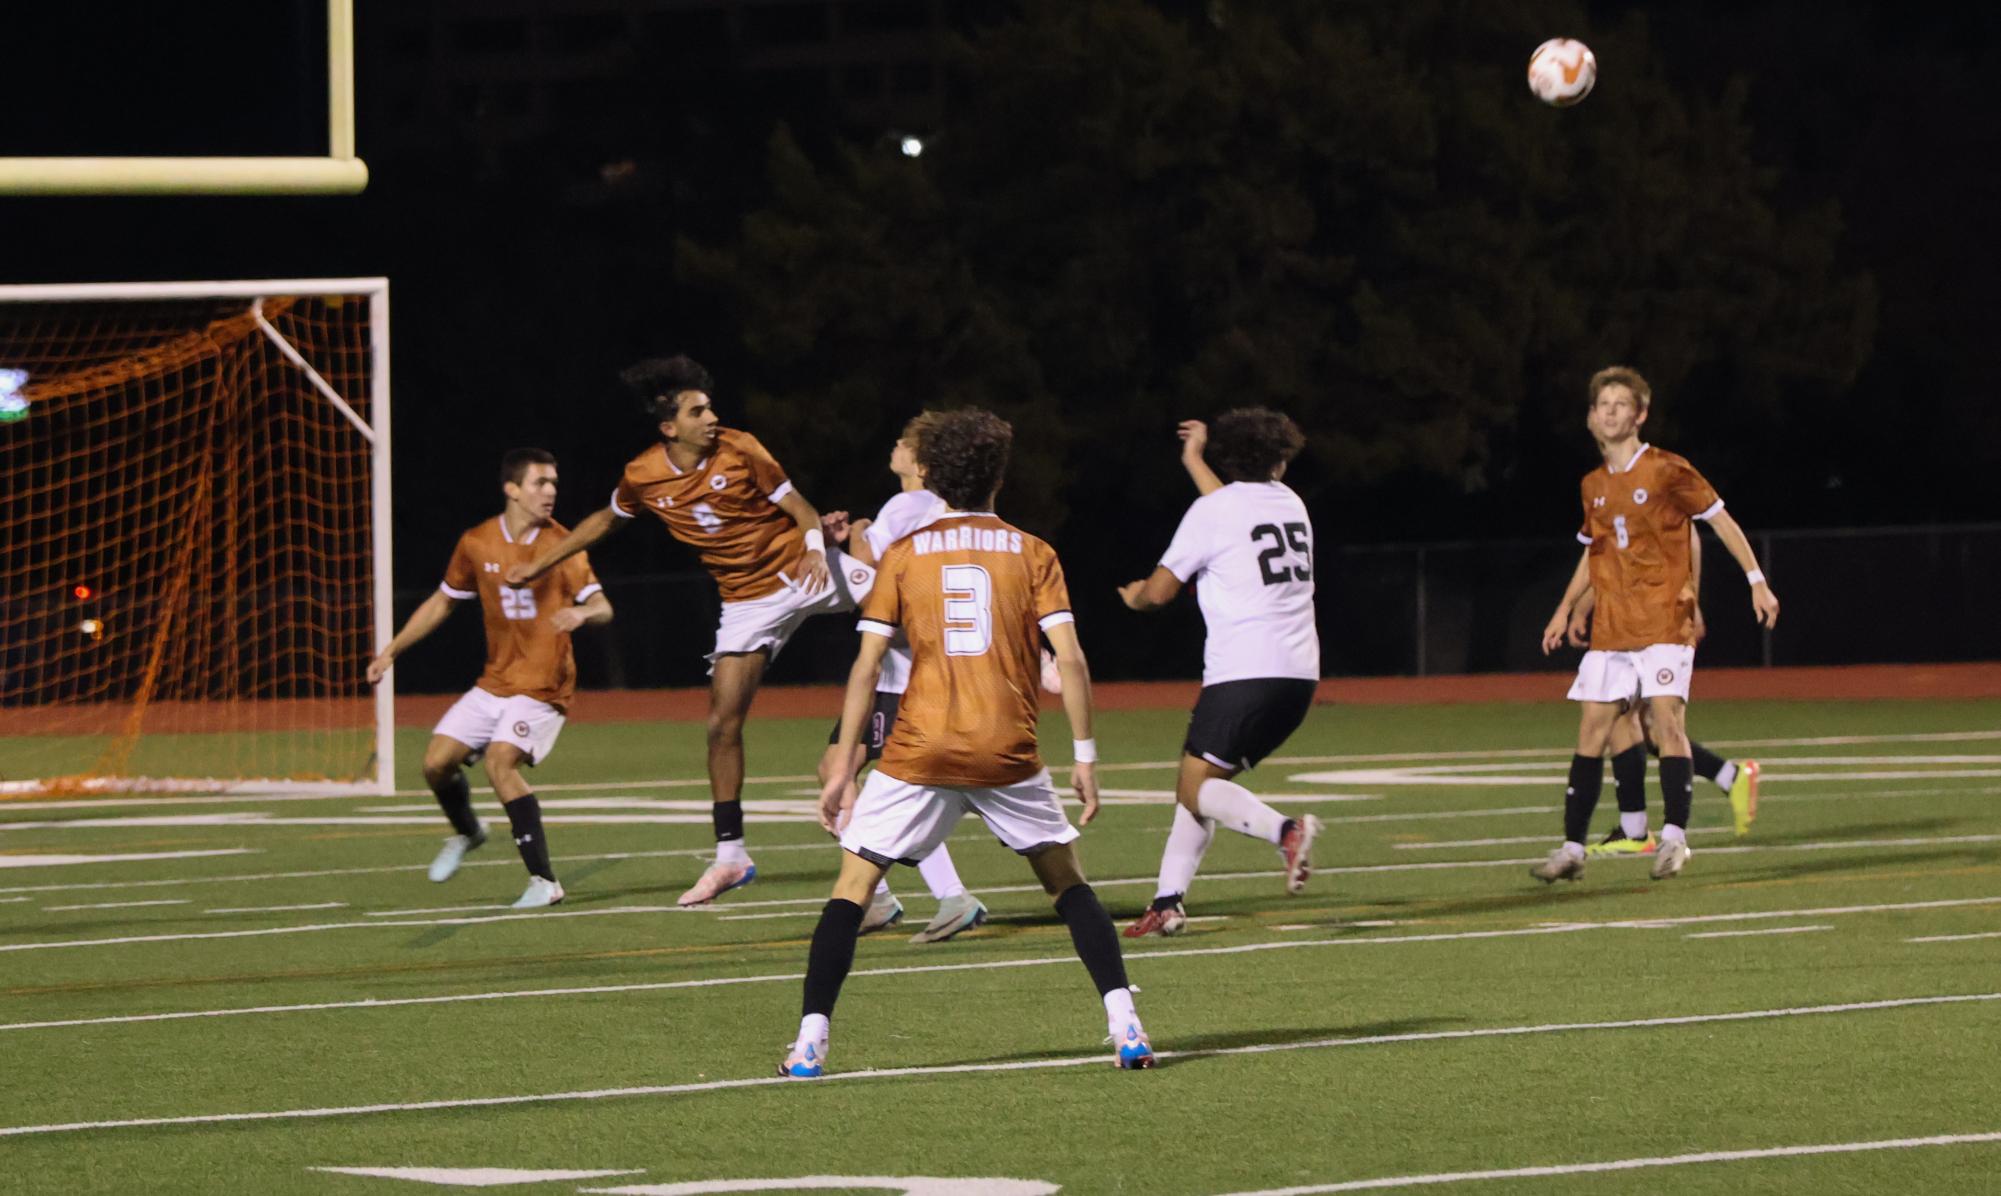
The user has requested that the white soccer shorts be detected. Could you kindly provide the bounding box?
[1567,643,1695,706]
[839,767,1080,866]
[709,552,876,666]
[432,687,566,764]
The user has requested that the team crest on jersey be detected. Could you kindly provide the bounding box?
[1632,488,1649,504]
[850,568,868,586]
[710,474,728,490]
[1656,668,1674,685]
[512,720,530,737]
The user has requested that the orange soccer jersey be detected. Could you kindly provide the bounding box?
[609,428,806,603]
[441,517,602,710]
[1576,444,1723,651]
[860,513,1074,788]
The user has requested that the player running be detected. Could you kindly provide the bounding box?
[1535,367,1779,883]
[1117,410,1323,937]
[508,356,870,907]
[782,408,1153,1077]
[367,449,612,909]
[815,413,989,944]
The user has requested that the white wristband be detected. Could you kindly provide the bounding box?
[804,529,825,554]
[1072,738,1098,764]
[1745,569,1765,586]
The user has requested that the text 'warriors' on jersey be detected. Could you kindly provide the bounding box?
[1158,481,1321,686]
[607,428,805,602]
[441,517,602,710]
[858,513,1072,787]
[1576,444,1724,651]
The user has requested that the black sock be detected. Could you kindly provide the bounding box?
[1690,741,1727,786]
[713,800,745,843]
[505,794,555,881]
[1150,893,1183,912]
[1055,884,1131,997]
[1660,756,1695,831]
[802,898,865,1018]
[1563,754,1605,845]
[431,769,481,839]
[1611,744,1648,820]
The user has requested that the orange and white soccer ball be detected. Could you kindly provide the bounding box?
[1528,38,1596,107]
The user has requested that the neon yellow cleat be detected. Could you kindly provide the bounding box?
[1587,828,1658,857]
[1729,759,1761,836]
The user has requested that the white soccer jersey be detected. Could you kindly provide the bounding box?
[1157,481,1321,686]
[862,488,947,694]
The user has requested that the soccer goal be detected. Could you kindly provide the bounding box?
[0,279,392,797]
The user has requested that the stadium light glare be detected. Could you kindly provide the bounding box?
[900,137,925,157]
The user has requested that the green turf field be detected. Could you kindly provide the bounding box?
[4,697,2000,1195]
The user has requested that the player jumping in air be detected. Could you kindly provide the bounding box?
[782,408,1153,1077]
[1118,411,1323,937]
[1535,367,1779,884]
[508,356,869,906]
[368,449,612,909]
[815,413,989,944]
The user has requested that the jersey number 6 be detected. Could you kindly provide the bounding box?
[1252,522,1312,585]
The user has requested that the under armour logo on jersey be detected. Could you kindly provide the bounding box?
[656,497,669,508]
[710,474,728,490]
[1632,488,1650,504]
[1592,496,1605,508]
[484,562,499,573]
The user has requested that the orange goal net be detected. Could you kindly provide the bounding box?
[0,279,392,796]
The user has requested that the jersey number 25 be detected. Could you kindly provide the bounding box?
[1251,522,1312,585]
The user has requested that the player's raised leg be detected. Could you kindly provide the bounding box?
[1691,741,1759,835]
[420,733,486,881]
[680,650,766,906]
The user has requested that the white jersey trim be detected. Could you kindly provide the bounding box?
[1577,532,1594,545]
[608,487,636,518]
[1038,611,1075,631]
[1694,498,1725,521]
[439,583,475,600]
[857,618,897,639]
[767,479,795,505]
[573,583,603,603]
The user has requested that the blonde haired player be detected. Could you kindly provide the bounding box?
[781,408,1153,1077]
[1535,367,1779,883]
[508,356,870,906]
[368,449,612,908]
[816,413,988,944]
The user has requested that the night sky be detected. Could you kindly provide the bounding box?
[4,0,1997,686]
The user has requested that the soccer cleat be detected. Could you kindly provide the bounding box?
[1587,828,1658,857]
[511,876,565,908]
[1531,847,1586,884]
[427,828,487,883]
[778,1038,826,1079]
[1650,837,1692,880]
[1113,1024,1156,1070]
[910,893,988,944]
[1729,759,1761,836]
[677,860,758,907]
[1279,814,1323,894]
[859,889,905,934]
[1123,902,1188,938]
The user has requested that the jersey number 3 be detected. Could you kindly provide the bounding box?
[941,564,993,656]
[1252,522,1312,585]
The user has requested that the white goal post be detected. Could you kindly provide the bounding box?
[0,278,393,796]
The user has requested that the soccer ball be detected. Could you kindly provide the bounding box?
[1527,38,1596,107]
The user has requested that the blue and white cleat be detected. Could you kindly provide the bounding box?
[428,828,486,882]
[779,1039,826,1079]
[1114,1024,1156,1070]
[677,860,758,907]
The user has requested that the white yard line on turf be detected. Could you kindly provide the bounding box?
[3,992,1996,1139]
[0,849,256,869]
[207,903,347,915]
[1396,828,1737,850]
[1685,925,1832,940]
[1907,930,2001,943]
[7,895,2000,1036]
[1210,1130,2001,1195]
[43,899,189,912]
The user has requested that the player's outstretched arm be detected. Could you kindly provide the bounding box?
[1700,509,1780,628]
[819,632,890,832]
[506,507,622,586]
[1118,566,1183,613]
[367,591,460,684]
[1543,548,1592,655]
[549,590,613,633]
[1043,621,1100,826]
[1178,421,1224,496]
[775,490,832,593]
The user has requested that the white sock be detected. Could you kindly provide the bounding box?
[1155,805,1215,900]
[1195,777,1287,844]
[796,1012,829,1050]
[1659,824,1687,844]
[916,845,967,900]
[1620,811,1650,839]
[1714,760,1738,791]
[1102,986,1139,1036]
[716,838,751,867]
[1561,841,1586,860]
[873,877,891,896]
